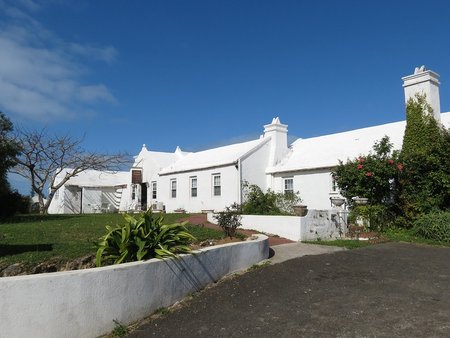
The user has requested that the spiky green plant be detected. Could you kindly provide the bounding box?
[96,211,195,267]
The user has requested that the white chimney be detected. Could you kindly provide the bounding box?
[402,66,441,121]
[263,117,288,166]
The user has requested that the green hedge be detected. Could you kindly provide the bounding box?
[412,211,450,243]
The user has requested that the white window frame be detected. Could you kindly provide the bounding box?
[212,174,221,196]
[151,181,157,199]
[170,179,177,198]
[190,176,197,197]
[283,177,294,195]
[131,184,137,200]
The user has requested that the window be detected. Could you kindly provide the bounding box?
[131,184,137,200]
[213,174,221,196]
[190,176,197,197]
[170,179,177,198]
[151,181,157,199]
[284,178,294,195]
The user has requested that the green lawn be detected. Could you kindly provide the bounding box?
[0,213,224,271]
[304,227,450,249]
[303,239,375,249]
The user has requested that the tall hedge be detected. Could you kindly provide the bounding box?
[400,94,450,220]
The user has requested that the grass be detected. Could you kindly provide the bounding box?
[0,213,225,271]
[304,227,450,249]
[303,239,374,249]
[382,227,450,247]
[184,224,226,242]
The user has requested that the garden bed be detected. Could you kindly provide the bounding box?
[0,213,244,277]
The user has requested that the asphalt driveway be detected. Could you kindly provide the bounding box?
[128,242,450,337]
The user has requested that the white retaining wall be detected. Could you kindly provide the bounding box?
[208,210,347,241]
[0,235,269,338]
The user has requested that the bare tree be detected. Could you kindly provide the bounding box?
[12,128,129,214]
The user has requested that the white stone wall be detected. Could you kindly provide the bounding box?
[0,235,269,338]
[158,165,240,212]
[300,209,347,241]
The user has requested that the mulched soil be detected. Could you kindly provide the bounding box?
[179,214,294,247]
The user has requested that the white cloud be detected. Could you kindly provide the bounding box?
[69,43,118,65]
[77,85,117,104]
[0,0,118,122]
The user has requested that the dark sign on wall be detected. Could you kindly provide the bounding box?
[131,170,142,184]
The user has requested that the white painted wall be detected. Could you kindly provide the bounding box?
[64,186,81,214]
[82,187,102,213]
[47,186,66,214]
[272,168,337,210]
[239,214,302,241]
[241,141,271,191]
[0,235,269,338]
[159,165,240,212]
[207,210,347,241]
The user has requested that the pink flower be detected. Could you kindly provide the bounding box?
[388,159,394,164]
[397,163,404,171]
[357,164,363,170]
[358,157,365,163]
[365,172,373,177]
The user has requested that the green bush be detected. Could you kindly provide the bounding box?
[333,136,402,209]
[214,203,242,238]
[348,204,395,231]
[241,183,301,215]
[96,211,195,266]
[400,93,450,219]
[412,211,450,243]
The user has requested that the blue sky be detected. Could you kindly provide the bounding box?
[2,0,450,194]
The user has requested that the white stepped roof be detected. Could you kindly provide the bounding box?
[268,112,450,173]
[60,169,129,187]
[133,144,189,168]
[159,138,268,175]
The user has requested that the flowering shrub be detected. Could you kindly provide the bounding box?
[332,136,402,210]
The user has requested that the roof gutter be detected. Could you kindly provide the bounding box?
[266,165,337,175]
[158,161,237,176]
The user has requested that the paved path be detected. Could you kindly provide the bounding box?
[128,242,450,337]
[268,242,345,264]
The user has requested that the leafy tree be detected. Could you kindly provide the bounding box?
[400,93,450,219]
[0,113,23,219]
[12,128,128,214]
[333,136,402,209]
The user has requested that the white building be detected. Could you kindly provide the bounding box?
[49,66,450,214]
[48,169,129,214]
